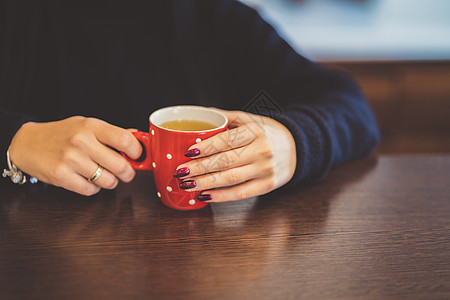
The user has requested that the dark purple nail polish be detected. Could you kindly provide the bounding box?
[179,180,197,190]
[185,148,200,157]
[197,193,212,201]
[173,167,190,178]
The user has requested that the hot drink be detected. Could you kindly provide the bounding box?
[160,120,217,131]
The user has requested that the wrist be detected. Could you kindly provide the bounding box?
[267,117,297,178]
[3,122,40,185]
[2,149,38,184]
[8,121,37,168]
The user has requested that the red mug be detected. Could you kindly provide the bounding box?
[124,106,228,210]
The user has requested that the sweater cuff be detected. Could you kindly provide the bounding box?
[270,108,332,189]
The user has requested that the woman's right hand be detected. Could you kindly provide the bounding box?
[8,116,142,196]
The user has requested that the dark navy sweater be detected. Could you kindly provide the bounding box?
[0,0,379,188]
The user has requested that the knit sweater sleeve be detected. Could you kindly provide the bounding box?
[194,0,380,186]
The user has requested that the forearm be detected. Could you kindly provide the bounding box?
[200,0,380,186]
[272,89,380,187]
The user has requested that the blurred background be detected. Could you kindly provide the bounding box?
[242,0,450,154]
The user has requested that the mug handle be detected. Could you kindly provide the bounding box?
[122,131,153,171]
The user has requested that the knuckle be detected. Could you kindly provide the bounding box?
[264,178,276,193]
[69,115,84,121]
[20,121,34,132]
[248,122,263,134]
[116,159,131,175]
[242,124,262,143]
[69,133,87,148]
[226,130,238,147]
[105,177,119,189]
[256,127,269,141]
[196,159,211,174]
[263,149,273,159]
[51,165,67,181]
[197,163,208,174]
[269,179,275,190]
[237,189,249,200]
[265,164,275,177]
[218,153,231,169]
[66,116,82,123]
[259,142,273,159]
[61,148,77,164]
[227,169,240,184]
[118,131,134,149]
[82,186,100,196]
[121,169,135,183]
[80,117,100,131]
[83,117,98,127]
[251,123,267,139]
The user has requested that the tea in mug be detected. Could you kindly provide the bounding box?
[160,120,217,131]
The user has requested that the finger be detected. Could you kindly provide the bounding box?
[69,131,136,183]
[88,143,136,183]
[177,136,272,178]
[75,158,120,190]
[93,120,142,159]
[186,123,262,158]
[178,163,261,192]
[179,143,267,177]
[198,178,274,203]
[55,167,101,196]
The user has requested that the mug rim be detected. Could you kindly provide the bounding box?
[149,105,228,133]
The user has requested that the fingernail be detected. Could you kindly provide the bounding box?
[179,180,196,190]
[185,148,200,157]
[173,167,190,178]
[197,193,212,201]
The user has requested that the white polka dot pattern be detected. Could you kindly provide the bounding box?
[166,154,172,159]
[166,186,172,192]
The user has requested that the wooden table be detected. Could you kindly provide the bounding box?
[1,155,449,299]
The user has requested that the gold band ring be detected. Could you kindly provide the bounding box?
[88,165,104,183]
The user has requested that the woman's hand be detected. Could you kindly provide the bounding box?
[8,116,142,196]
[173,109,297,202]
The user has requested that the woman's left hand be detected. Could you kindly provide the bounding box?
[173,108,297,202]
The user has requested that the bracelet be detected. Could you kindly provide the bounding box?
[2,150,38,184]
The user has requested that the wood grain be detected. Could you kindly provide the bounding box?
[1,155,449,299]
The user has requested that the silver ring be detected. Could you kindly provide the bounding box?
[88,165,104,183]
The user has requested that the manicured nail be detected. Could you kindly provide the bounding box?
[197,193,212,201]
[185,148,200,157]
[173,167,190,178]
[179,180,197,190]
